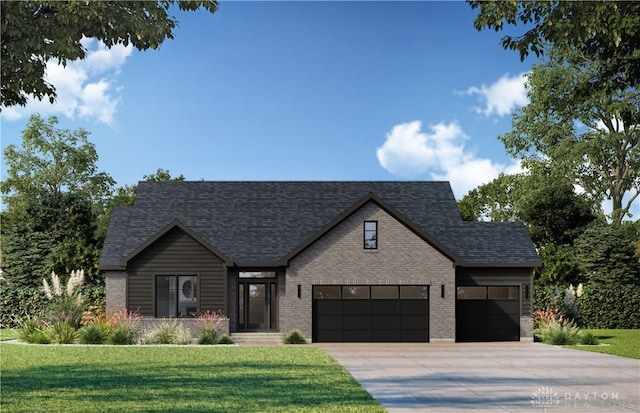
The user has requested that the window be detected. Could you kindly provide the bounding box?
[156,275,197,317]
[488,286,519,300]
[456,286,486,300]
[239,271,276,278]
[364,221,377,249]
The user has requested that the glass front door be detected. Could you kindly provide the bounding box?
[238,281,277,331]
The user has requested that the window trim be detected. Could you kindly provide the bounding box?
[363,220,378,249]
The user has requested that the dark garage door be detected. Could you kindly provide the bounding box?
[456,286,520,342]
[313,285,429,342]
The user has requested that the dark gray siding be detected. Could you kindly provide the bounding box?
[127,227,227,316]
[456,267,533,316]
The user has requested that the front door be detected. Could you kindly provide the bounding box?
[238,281,278,331]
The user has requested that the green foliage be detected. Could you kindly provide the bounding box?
[108,327,135,345]
[518,182,597,247]
[77,324,109,345]
[579,284,640,329]
[537,319,580,345]
[497,45,639,224]
[1,1,219,107]
[575,224,640,285]
[535,245,582,286]
[197,331,217,345]
[578,331,600,346]
[49,321,78,344]
[17,316,51,344]
[284,330,308,345]
[457,173,523,221]
[1,115,114,286]
[0,287,48,328]
[143,320,192,345]
[216,334,235,345]
[469,1,640,101]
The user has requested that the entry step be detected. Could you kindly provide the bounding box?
[231,332,285,345]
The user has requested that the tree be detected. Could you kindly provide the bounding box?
[468,1,640,94]
[499,46,639,224]
[1,114,114,286]
[1,1,218,107]
[575,223,640,285]
[458,173,524,221]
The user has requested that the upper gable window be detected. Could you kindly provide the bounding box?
[364,221,378,249]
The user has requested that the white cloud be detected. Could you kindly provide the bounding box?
[1,38,133,126]
[464,72,529,117]
[376,120,522,198]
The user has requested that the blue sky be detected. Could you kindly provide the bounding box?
[1,1,535,200]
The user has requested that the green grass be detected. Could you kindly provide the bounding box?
[567,329,640,359]
[0,344,385,413]
[0,328,18,341]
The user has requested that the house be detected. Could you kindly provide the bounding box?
[99,181,540,342]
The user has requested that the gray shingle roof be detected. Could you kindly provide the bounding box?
[99,181,540,269]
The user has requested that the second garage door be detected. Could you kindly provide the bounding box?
[313,285,429,342]
[456,285,520,342]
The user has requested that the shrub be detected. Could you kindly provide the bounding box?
[193,310,224,341]
[17,316,51,344]
[108,327,135,345]
[216,334,235,345]
[175,325,193,345]
[578,284,640,329]
[145,320,192,345]
[579,331,600,345]
[42,270,87,328]
[0,287,48,328]
[283,330,307,344]
[197,331,217,345]
[50,321,78,344]
[538,319,579,345]
[77,324,109,344]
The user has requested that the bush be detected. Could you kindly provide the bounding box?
[579,331,600,345]
[197,331,217,345]
[50,321,78,344]
[17,316,51,344]
[0,287,48,328]
[145,320,192,345]
[579,284,640,329]
[537,319,579,345]
[216,334,235,345]
[77,324,109,344]
[283,330,307,344]
[108,327,135,345]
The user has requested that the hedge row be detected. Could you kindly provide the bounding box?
[0,284,105,328]
[534,283,640,329]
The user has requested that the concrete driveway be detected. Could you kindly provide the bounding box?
[320,342,640,413]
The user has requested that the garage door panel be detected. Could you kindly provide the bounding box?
[372,315,398,329]
[372,300,399,314]
[343,330,371,342]
[315,315,342,330]
[400,315,428,329]
[313,285,429,343]
[400,300,428,313]
[342,315,370,329]
[456,285,520,342]
[372,330,399,342]
[343,301,370,314]
[315,300,341,314]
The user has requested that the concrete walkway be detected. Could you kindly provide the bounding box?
[320,342,640,412]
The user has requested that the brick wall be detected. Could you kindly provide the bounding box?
[283,201,456,341]
[105,271,126,314]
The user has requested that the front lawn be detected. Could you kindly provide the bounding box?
[0,344,385,413]
[0,328,18,341]
[568,329,640,359]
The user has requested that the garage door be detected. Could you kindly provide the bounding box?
[456,286,520,342]
[313,285,429,342]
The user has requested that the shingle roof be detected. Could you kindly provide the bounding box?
[99,181,540,269]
